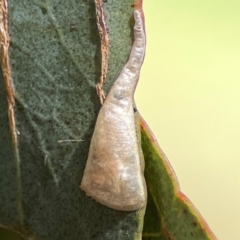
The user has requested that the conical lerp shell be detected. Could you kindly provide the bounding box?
[80,10,146,211]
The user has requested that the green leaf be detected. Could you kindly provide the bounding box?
[0,0,145,239]
[140,115,217,240]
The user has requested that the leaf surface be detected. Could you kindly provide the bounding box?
[139,115,217,240]
[0,0,145,239]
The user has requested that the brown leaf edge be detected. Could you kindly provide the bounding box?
[138,113,217,240]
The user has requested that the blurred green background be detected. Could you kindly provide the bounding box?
[136,1,240,239]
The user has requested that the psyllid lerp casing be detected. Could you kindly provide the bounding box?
[80,10,147,211]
